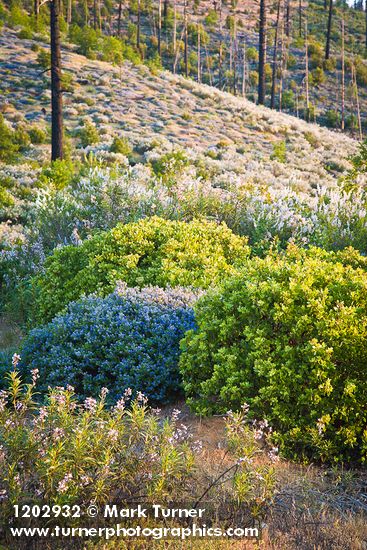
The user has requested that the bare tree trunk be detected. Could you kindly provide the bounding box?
[242,38,246,96]
[184,0,188,77]
[137,0,141,50]
[341,18,345,130]
[50,0,63,161]
[279,4,285,111]
[325,0,333,60]
[258,0,267,105]
[173,0,177,70]
[353,62,363,140]
[197,24,201,83]
[270,0,282,109]
[305,15,310,121]
[218,0,223,85]
[285,0,290,37]
[158,0,162,57]
[93,0,97,29]
[34,0,40,24]
[117,0,122,36]
[67,0,72,25]
[204,42,213,85]
[233,15,237,95]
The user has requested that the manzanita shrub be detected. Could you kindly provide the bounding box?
[180,244,367,464]
[20,285,200,403]
[31,216,250,323]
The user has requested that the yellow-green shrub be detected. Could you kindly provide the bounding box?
[180,245,367,464]
[32,216,250,323]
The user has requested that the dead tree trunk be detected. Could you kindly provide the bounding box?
[305,15,310,121]
[341,18,345,130]
[258,0,267,104]
[50,0,63,161]
[325,0,333,60]
[270,0,282,109]
[137,0,141,50]
[158,0,162,57]
[117,0,122,36]
[184,0,188,77]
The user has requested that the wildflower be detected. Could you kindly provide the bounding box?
[12,353,21,368]
[124,388,132,398]
[237,456,253,465]
[171,409,181,421]
[31,368,39,384]
[268,447,279,463]
[101,387,109,400]
[52,428,65,441]
[58,473,73,494]
[108,429,119,443]
[136,391,148,405]
[84,397,98,413]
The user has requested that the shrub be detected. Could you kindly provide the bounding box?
[150,150,190,183]
[36,48,50,69]
[271,140,287,163]
[110,136,132,156]
[77,120,100,147]
[37,159,76,189]
[180,245,367,464]
[32,216,250,323]
[28,125,47,144]
[20,286,199,403]
[0,115,29,162]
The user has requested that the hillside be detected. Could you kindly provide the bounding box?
[0,27,360,199]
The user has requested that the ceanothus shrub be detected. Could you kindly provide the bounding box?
[20,285,201,404]
[180,244,367,464]
[32,216,250,323]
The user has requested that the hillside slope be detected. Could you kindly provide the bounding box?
[0,28,361,194]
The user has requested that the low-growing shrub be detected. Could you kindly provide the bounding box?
[20,285,199,403]
[32,216,250,322]
[110,136,132,156]
[180,244,367,464]
[77,120,100,147]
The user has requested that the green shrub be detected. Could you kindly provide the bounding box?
[309,67,326,87]
[77,120,100,147]
[271,140,287,163]
[36,48,50,69]
[0,115,28,162]
[18,27,32,39]
[28,125,47,144]
[150,150,190,183]
[32,216,250,323]
[180,245,367,464]
[325,110,340,129]
[110,136,132,156]
[37,159,76,189]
